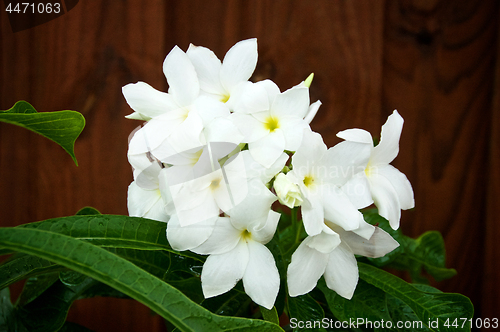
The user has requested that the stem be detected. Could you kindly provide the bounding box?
[291,207,303,244]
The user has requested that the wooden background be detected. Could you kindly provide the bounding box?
[1,0,498,330]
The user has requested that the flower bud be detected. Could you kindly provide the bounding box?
[274,173,303,208]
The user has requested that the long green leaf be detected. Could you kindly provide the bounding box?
[363,210,456,282]
[16,277,97,332]
[287,294,326,332]
[0,101,85,165]
[318,278,393,324]
[0,253,64,289]
[0,227,283,332]
[358,263,473,332]
[0,215,203,262]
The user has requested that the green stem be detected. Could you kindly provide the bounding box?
[291,208,303,245]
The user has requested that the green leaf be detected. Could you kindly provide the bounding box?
[0,101,85,165]
[202,285,252,317]
[261,306,280,325]
[75,207,101,215]
[15,277,97,332]
[0,287,16,331]
[167,278,204,304]
[318,278,392,324]
[266,233,287,316]
[17,272,60,306]
[1,215,200,260]
[287,294,326,332]
[0,253,64,290]
[0,227,283,332]
[358,262,473,332]
[363,210,456,282]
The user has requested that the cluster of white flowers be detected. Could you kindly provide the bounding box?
[123,39,414,309]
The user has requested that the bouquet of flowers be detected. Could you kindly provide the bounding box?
[0,39,473,332]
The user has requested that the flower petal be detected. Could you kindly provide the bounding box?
[242,240,280,309]
[300,191,325,236]
[304,100,322,124]
[279,117,308,152]
[287,240,329,297]
[271,85,310,120]
[163,46,200,107]
[186,44,225,96]
[220,38,258,92]
[193,95,230,127]
[304,228,341,254]
[127,182,162,219]
[166,214,217,251]
[323,242,358,299]
[371,110,404,166]
[375,165,415,210]
[192,217,242,255]
[339,227,399,258]
[323,141,371,187]
[249,129,286,168]
[229,81,271,114]
[231,112,269,143]
[336,128,374,145]
[240,150,288,184]
[249,210,281,244]
[341,173,373,209]
[202,239,249,298]
[322,186,363,231]
[122,82,179,120]
[291,129,327,179]
[368,172,401,229]
[227,180,277,229]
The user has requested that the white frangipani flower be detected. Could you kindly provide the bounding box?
[172,181,280,309]
[336,110,414,229]
[287,221,399,299]
[231,80,311,168]
[286,129,372,237]
[187,38,258,109]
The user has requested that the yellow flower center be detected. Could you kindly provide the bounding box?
[303,175,315,187]
[220,93,230,103]
[241,229,252,242]
[364,161,373,178]
[264,116,280,132]
[209,178,221,191]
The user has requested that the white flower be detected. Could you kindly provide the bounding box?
[170,181,280,309]
[186,38,258,109]
[127,156,170,222]
[287,221,399,299]
[231,80,312,168]
[286,129,372,236]
[336,110,415,229]
[274,173,303,208]
[123,45,201,121]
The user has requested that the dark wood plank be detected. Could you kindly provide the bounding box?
[382,0,498,315]
[1,1,167,330]
[483,2,500,321]
[2,0,497,328]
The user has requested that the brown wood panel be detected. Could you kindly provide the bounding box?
[1,1,167,330]
[1,0,498,330]
[483,2,500,322]
[382,0,498,318]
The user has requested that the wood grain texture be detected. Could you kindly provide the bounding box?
[382,0,498,318]
[1,1,167,330]
[1,0,498,330]
[483,2,500,322]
